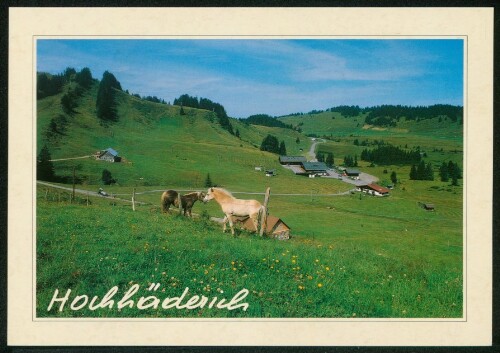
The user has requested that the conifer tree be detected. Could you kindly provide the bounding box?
[205,173,213,187]
[279,141,287,156]
[37,145,56,181]
[96,71,122,123]
[390,171,398,184]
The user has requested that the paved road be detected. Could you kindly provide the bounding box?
[307,138,325,162]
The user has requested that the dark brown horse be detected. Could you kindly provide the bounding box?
[161,190,206,217]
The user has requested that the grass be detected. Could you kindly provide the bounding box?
[36,189,462,318]
[36,82,464,318]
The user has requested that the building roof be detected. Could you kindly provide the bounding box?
[302,162,328,171]
[367,183,390,194]
[345,168,360,175]
[104,148,119,156]
[279,156,307,163]
[237,215,290,233]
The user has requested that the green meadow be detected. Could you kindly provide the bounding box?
[36,82,463,318]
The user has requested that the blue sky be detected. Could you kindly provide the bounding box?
[37,39,463,118]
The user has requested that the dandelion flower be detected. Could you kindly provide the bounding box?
[317,283,323,288]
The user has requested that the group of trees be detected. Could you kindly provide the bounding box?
[96,71,122,123]
[360,145,422,165]
[38,67,94,100]
[329,105,363,117]
[343,155,358,168]
[173,94,235,135]
[364,104,463,127]
[316,151,334,167]
[260,134,286,155]
[241,114,293,130]
[439,161,462,185]
[410,161,434,181]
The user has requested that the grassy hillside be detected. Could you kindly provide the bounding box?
[36,78,464,319]
[38,84,320,192]
[279,111,462,139]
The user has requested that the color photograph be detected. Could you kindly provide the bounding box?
[35,38,464,319]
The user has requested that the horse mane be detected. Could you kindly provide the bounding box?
[212,187,235,200]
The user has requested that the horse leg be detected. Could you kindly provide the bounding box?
[226,213,235,236]
[222,215,228,232]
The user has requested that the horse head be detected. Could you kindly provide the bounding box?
[203,188,215,203]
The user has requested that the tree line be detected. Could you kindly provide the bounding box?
[241,114,294,130]
[361,144,422,165]
[364,104,463,127]
[173,94,235,135]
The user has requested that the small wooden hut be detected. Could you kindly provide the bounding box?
[232,215,291,240]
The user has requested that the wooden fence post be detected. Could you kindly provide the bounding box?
[132,188,136,211]
[71,166,76,203]
[259,187,271,237]
[177,193,182,215]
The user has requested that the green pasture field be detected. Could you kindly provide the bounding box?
[36,83,464,318]
[37,181,462,318]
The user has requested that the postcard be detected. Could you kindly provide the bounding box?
[8,7,493,346]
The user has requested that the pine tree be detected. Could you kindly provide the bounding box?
[409,164,418,180]
[96,71,122,123]
[102,169,116,185]
[279,141,287,156]
[425,163,434,181]
[296,137,300,144]
[75,67,93,89]
[390,171,398,184]
[204,173,213,187]
[235,129,240,138]
[439,162,449,182]
[326,153,334,167]
[37,145,56,181]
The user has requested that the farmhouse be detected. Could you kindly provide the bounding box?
[236,215,291,240]
[357,183,391,196]
[302,162,328,176]
[95,148,121,163]
[279,156,307,165]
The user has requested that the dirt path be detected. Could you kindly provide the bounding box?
[49,155,92,162]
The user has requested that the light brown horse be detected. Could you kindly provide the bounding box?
[161,190,206,217]
[203,187,263,236]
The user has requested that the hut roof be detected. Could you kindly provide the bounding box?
[237,215,290,233]
[345,168,360,175]
[103,148,119,156]
[367,183,390,194]
[279,156,307,163]
[302,162,328,171]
